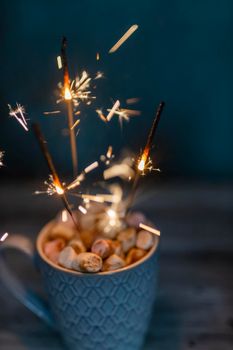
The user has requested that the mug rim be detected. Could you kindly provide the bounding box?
[37,219,159,276]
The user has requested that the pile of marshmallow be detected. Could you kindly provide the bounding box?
[43,205,159,273]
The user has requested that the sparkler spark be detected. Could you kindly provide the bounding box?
[106,146,113,159]
[0,151,4,167]
[35,175,65,196]
[62,210,68,222]
[57,70,98,108]
[103,163,134,180]
[84,161,99,174]
[80,194,105,203]
[57,56,62,69]
[96,52,100,61]
[126,97,140,105]
[78,205,87,215]
[66,161,98,191]
[8,103,29,131]
[106,100,120,121]
[139,223,160,237]
[43,111,61,115]
[106,106,141,126]
[100,146,115,165]
[96,109,107,122]
[70,119,80,130]
[0,232,8,242]
[109,24,139,53]
[137,154,160,175]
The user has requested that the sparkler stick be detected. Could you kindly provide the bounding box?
[32,123,78,228]
[126,101,165,213]
[61,37,78,176]
[109,25,138,53]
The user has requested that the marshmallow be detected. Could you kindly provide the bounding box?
[72,252,103,273]
[91,239,113,259]
[117,228,136,253]
[102,254,126,271]
[136,230,154,250]
[44,238,66,264]
[58,246,78,269]
[126,248,146,265]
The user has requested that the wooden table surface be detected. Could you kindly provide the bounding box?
[0,182,232,350]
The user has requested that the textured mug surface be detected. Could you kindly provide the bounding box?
[37,221,159,350]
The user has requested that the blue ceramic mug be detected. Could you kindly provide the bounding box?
[0,220,159,350]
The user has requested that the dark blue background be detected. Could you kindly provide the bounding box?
[1,0,232,180]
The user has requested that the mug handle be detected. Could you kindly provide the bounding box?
[0,234,55,329]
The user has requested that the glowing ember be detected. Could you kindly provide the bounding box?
[35,175,65,196]
[109,24,139,53]
[64,86,72,100]
[139,223,160,237]
[55,183,64,195]
[8,103,29,131]
[138,155,146,172]
[0,232,8,242]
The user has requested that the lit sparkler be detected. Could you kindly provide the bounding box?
[137,101,165,175]
[109,24,139,53]
[61,37,78,176]
[35,175,65,196]
[32,123,78,228]
[8,103,28,131]
[126,102,165,212]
